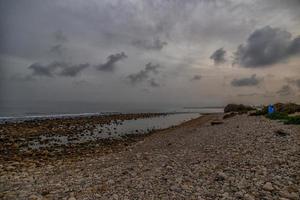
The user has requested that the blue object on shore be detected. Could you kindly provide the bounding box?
[268,104,275,114]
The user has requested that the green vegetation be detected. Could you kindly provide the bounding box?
[224,103,300,125]
[266,112,300,125]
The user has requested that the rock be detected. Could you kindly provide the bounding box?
[111,194,119,199]
[279,191,299,200]
[215,172,227,181]
[223,112,237,119]
[244,194,255,200]
[68,192,76,200]
[211,121,224,126]
[262,182,274,191]
[275,129,289,137]
[224,104,255,113]
[28,194,42,200]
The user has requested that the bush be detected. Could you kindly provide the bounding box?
[266,112,289,120]
[284,116,300,125]
[224,104,255,113]
[266,112,300,125]
[274,103,300,114]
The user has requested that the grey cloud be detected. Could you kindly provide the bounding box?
[50,44,65,55]
[53,30,68,43]
[277,85,294,96]
[132,38,167,50]
[127,63,161,85]
[148,78,160,87]
[28,61,89,77]
[231,74,261,87]
[296,79,300,88]
[191,75,202,81]
[59,63,89,77]
[210,48,226,65]
[287,78,300,89]
[237,93,258,97]
[95,52,127,72]
[50,31,68,56]
[28,62,63,77]
[10,74,35,82]
[234,26,300,67]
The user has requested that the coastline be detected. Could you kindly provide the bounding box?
[0,112,210,163]
[1,113,300,199]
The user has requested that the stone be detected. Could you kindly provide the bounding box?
[262,182,274,191]
[244,194,255,200]
[28,194,42,200]
[279,191,299,200]
[211,121,224,126]
[215,172,227,181]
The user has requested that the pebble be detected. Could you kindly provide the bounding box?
[1,114,299,199]
[262,182,274,191]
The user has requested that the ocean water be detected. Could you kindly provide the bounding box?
[0,100,223,120]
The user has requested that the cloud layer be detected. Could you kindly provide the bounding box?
[28,61,89,77]
[95,52,128,72]
[234,26,300,67]
[231,74,261,87]
[210,48,226,65]
[277,85,294,96]
[127,63,161,85]
[132,38,167,51]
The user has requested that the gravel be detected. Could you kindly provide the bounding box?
[0,114,299,200]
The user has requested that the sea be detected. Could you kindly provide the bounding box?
[0,100,223,123]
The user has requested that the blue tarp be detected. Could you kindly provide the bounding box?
[268,105,275,114]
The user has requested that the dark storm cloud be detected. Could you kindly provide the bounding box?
[59,63,89,77]
[28,61,89,77]
[191,75,202,81]
[28,62,63,77]
[277,85,294,96]
[95,52,127,72]
[231,74,261,87]
[132,38,167,51]
[234,26,300,67]
[127,63,161,85]
[210,48,226,65]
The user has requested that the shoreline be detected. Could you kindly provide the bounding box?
[0,112,214,163]
[1,113,299,199]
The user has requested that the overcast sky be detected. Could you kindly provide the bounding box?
[0,0,300,108]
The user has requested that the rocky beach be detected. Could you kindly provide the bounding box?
[0,113,300,199]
